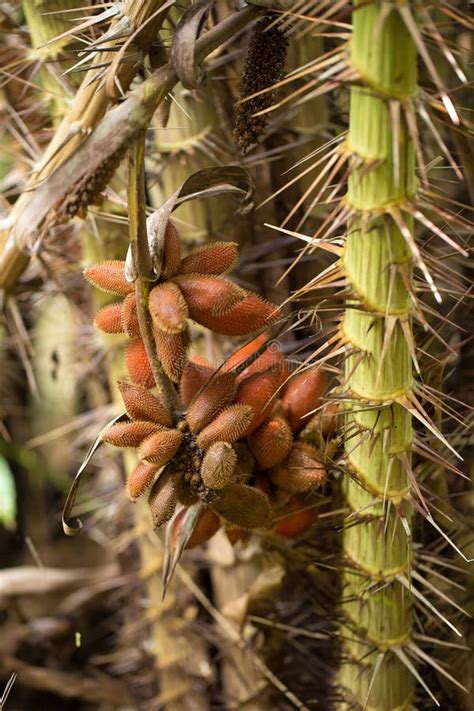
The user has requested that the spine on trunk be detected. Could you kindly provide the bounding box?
[339,5,416,709]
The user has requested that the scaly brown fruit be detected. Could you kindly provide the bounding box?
[102,420,162,448]
[180,357,215,406]
[173,274,246,317]
[173,508,221,549]
[192,294,279,336]
[138,429,183,466]
[236,366,287,436]
[153,326,190,383]
[94,303,123,334]
[273,495,316,538]
[180,242,238,275]
[117,381,173,426]
[149,282,189,334]
[201,442,237,489]
[213,483,272,530]
[125,338,154,388]
[148,470,178,528]
[161,222,182,278]
[248,416,293,469]
[127,461,159,501]
[121,293,140,337]
[282,367,325,433]
[186,370,238,434]
[84,260,134,295]
[269,442,326,494]
[196,405,254,450]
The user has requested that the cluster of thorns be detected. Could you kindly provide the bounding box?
[85,223,333,548]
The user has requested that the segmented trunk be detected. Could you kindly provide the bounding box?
[339,5,416,709]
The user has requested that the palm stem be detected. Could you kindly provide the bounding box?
[338,4,417,709]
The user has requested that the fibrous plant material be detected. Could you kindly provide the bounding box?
[0,4,260,294]
[0,0,171,290]
[234,16,289,153]
[338,5,417,708]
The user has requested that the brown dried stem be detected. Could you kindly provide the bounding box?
[0,5,259,292]
[127,131,179,414]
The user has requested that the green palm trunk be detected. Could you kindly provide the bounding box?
[339,4,417,709]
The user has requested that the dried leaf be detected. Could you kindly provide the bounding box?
[171,0,214,89]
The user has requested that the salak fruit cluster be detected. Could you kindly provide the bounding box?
[85,223,277,382]
[85,222,330,545]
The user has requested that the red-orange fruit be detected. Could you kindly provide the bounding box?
[127,461,159,501]
[196,405,254,451]
[138,429,183,466]
[153,326,190,382]
[193,295,280,336]
[162,222,182,278]
[248,417,293,469]
[269,443,326,494]
[84,260,133,295]
[186,370,237,433]
[225,527,249,545]
[172,507,221,549]
[117,381,172,426]
[148,470,178,528]
[94,303,123,333]
[121,293,140,337]
[149,282,188,334]
[212,483,272,530]
[236,347,285,383]
[179,242,238,276]
[273,496,316,538]
[223,333,271,373]
[282,367,325,434]
[235,366,287,436]
[173,274,246,317]
[125,339,154,388]
[201,441,237,489]
[102,420,161,447]
[180,356,215,407]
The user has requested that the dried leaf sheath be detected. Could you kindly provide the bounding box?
[338,5,416,708]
